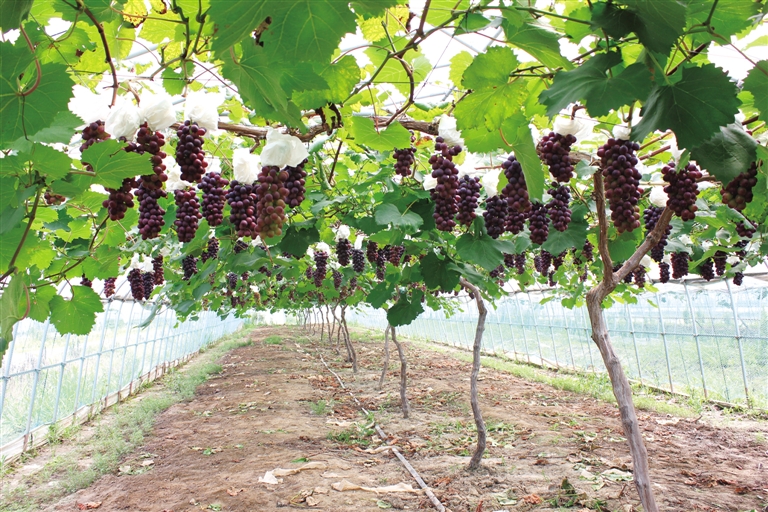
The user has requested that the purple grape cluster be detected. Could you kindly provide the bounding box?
[136,185,167,240]
[201,237,219,262]
[671,252,689,279]
[537,132,576,182]
[490,265,504,279]
[699,258,715,281]
[643,206,671,262]
[314,250,328,287]
[598,138,642,233]
[182,255,198,281]
[199,172,229,226]
[103,178,137,221]
[152,255,164,285]
[552,252,566,270]
[352,248,365,272]
[81,275,92,288]
[284,161,307,209]
[736,221,756,238]
[394,147,416,177]
[721,162,758,211]
[226,181,259,238]
[174,188,202,243]
[662,162,702,221]
[128,268,144,300]
[255,166,289,238]
[514,254,526,275]
[104,277,116,298]
[506,210,528,235]
[127,124,168,190]
[633,266,646,288]
[80,120,110,154]
[733,272,744,286]
[336,238,351,266]
[227,272,238,290]
[142,271,155,298]
[456,175,481,227]
[375,248,387,280]
[546,182,571,232]
[388,245,404,267]
[714,251,727,276]
[175,121,208,183]
[582,240,594,262]
[429,138,462,231]
[483,195,508,239]
[501,154,530,213]
[659,262,670,283]
[528,202,550,245]
[234,240,248,253]
[366,242,379,263]
[332,269,343,290]
[44,191,66,205]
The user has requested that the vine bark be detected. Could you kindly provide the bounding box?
[459,277,487,470]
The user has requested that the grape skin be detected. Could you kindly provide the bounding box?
[598,138,642,233]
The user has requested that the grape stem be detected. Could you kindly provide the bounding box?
[78,1,119,107]
[0,190,41,284]
[18,25,42,98]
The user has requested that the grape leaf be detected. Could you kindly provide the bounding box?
[26,111,81,144]
[81,140,151,189]
[348,117,411,152]
[454,81,527,132]
[292,56,360,109]
[620,0,687,53]
[0,226,36,274]
[461,46,518,90]
[456,233,504,271]
[374,204,423,232]
[280,224,320,257]
[743,61,768,121]
[539,52,653,117]
[542,204,589,254]
[608,228,643,262]
[351,0,399,18]
[632,65,740,149]
[449,51,473,88]
[686,0,759,44]
[27,286,56,323]
[367,281,396,309]
[0,274,25,363]
[207,2,272,53]
[501,18,573,70]
[590,2,637,39]
[387,290,424,327]
[690,124,757,184]
[23,143,73,180]
[0,0,33,30]
[49,286,104,336]
[421,253,459,290]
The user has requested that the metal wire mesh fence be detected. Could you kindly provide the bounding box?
[348,276,768,410]
[0,298,242,462]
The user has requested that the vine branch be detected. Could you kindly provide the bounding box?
[78,1,119,106]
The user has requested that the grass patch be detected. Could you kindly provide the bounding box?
[264,335,282,345]
[0,330,254,512]
[310,399,334,416]
[326,420,376,448]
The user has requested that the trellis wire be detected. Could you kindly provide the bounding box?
[0,298,242,463]
[348,276,768,410]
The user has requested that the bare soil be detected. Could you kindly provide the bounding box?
[45,327,767,512]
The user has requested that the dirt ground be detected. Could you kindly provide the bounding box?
[45,326,767,512]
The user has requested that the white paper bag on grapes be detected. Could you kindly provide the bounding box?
[481,169,501,194]
[105,98,142,140]
[164,156,191,192]
[261,128,308,169]
[232,148,260,184]
[438,114,464,147]
[185,91,222,133]
[335,225,351,241]
[139,93,177,131]
[69,85,111,125]
[422,174,438,190]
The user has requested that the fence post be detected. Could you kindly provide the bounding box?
[562,305,576,370]
[51,333,75,424]
[527,292,544,366]
[0,321,22,429]
[542,300,560,368]
[683,281,708,400]
[72,327,92,417]
[655,291,675,393]
[89,300,113,405]
[104,300,128,400]
[726,279,751,404]
[23,317,52,451]
[514,293,531,364]
[625,302,644,386]
[116,301,138,396]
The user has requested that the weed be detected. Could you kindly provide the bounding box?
[264,335,282,345]
[327,422,376,448]
[755,432,766,444]
[310,399,334,416]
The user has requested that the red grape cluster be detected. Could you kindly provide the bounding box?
[394,147,416,177]
[314,250,328,287]
[352,248,365,272]
[81,275,92,288]
[175,121,208,183]
[44,191,66,205]
[227,272,238,290]
[714,251,727,276]
[546,183,571,232]
[375,248,387,280]
[80,120,110,154]
[199,172,229,226]
[332,269,343,290]
[136,185,167,240]
[152,255,164,285]
[633,266,646,288]
[128,268,144,300]
[429,145,461,231]
[142,271,155,298]
[336,238,351,266]
[456,175,481,227]
[388,245,404,266]
[366,241,379,263]
[733,272,744,286]
[598,138,642,233]
[182,255,198,280]
[103,178,137,221]
[662,162,701,221]
[483,195,508,239]
[201,237,219,262]
[255,166,289,238]
[528,202,550,245]
[284,162,307,209]
[643,206,671,262]
[736,221,756,238]
[671,252,689,279]
[234,240,248,253]
[537,132,576,182]
[505,210,528,235]
[104,277,116,298]
[699,258,715,281]
[501,154,530,213]
[174,188,202,243]
[226,181,259,238]
[721,162,758,211]
[659,262,670,283]
[127,124,168,190]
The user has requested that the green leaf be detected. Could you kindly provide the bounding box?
[542,204,589,254]
[454,81,527,131]
[387,291,424,327]
[26,111,82,144]
[461,46,518,90]
[608,228,643,262]
[367,281,395,309]
[0,42,74,146]
[27,286,56,323]
[502,19,572,70]
[193,283,212,301]
[690,124,757,184]
[81,139,151,189]
[292,55,360,109]
[743,61,768,121]
[620,0,687,53]
[0,274,25,360]
[590,2,637,40]
[208,2,272,53]
[49,286,104,336]
[0,0,33,29]
[350,0,399,18]
[24,143,73,180]
[280,224,320,257]
[506,119,546,202]
[455,13,497,35]
[449,51,474,88]
[0,226,36,274]
[539,52,653,117]
[632,65,740,149]
[348,117,412,151]
[421,253,459,291]
[686,0,759,44]
[456,233,504,272]
[374,203,423,232]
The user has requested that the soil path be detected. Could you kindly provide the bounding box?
[48,327,767,511]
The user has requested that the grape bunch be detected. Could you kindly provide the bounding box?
[80,120,110,154]
[733,272,744,286]
[44,191,66,205]
[199,172,229,226]
[662,162,702,221]
[174,188,202,243]
[284,161,307,209]
[505,210,528,235]
[490,265,504,279]
[514,254,526,275]
[81,275,92,288]
[182,255,198,281]
[546,182,571,232]
[332,269,343,290]
[175,121,208,183]
[234,240,248,253]
[736,221,756,238]
[258,266,272,278]
[375,248,387,281]
[128,124,168,190]
[226,181,259,238]
[633,266,646,288]
[501,154,530,213]
[582,240,594,262]
[352,248,365,272]
[336,238,352,266]
[429,147,461,231]
[136,185,167,240]
[552,252,566,270]
[721,162,758,211]
[528,202,550,245]
[643,206,671,262]
[128,268,144,301]
[659,262,671,283]
[456,175,481,227]
[483,195,508,239]
[598,138,642,233]
[227,272,238,290]
[388,245,405,267]
[142,272,155,298]
[714,251,727,276]
[537,132,576,182]
[104,277,116,298]
[394,147,416,177]
[152,255,165,285]
[314,250,328,287]
[305,266,314,281]
[671,252,689,279]
[254,166,289,238]
[366,241,379,263]
[201,237,219,262]
[699,258,715,281]
[103,178,137,221]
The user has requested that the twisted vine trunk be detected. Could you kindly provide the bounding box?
[391,326,410,419]
[378,324,391,390]
[341,306,357,373]
[460,277,487,470]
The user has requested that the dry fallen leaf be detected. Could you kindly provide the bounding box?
[522,494,543,505]
[76,502,102,510]
[226,487,244,496]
